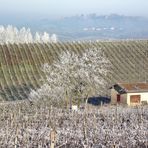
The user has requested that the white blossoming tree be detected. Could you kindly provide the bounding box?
[30,48,110,107]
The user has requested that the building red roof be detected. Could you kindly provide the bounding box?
[118,82,148,93]
[110,82,148,94]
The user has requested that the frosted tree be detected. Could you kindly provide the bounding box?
[0,25,58,44]
[51,34,57,43]
[5,25,16,43]
[34,32,41,43]
[24,28,33,43]
[41,32,50,43]
[26,31,33,43]
[29,48,110,106]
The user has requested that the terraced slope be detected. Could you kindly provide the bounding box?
[0,40,148,101]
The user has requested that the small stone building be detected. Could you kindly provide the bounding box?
[110,82,148,105]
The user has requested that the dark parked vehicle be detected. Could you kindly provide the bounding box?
[87,96,111,106]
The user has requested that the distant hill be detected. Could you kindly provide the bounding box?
[1,14,148,41]
[28,14,148,41]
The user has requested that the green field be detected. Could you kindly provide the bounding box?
[0,40,148,101]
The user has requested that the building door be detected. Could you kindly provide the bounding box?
[117,94,121,102]
[130,95,141,105]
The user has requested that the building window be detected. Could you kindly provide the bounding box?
[130,95,141,104]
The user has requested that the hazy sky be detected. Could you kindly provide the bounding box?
[0,0,148,19]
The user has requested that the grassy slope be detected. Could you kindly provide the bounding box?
[0,40,148,101]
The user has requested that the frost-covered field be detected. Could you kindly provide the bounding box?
[0,100,147,147]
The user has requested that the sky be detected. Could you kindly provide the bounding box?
[0,0,148,19]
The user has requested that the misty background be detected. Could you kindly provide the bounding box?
[0,0,148,18]
[0,0,148,40]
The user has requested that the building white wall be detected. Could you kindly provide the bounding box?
[127,92,148,105]
[120,94,127,104]
[111,88,148,106]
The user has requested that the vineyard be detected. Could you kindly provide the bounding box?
[0,100,147,147]
[0,40,148,101]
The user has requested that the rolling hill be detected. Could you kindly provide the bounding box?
[0,40,148,101]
